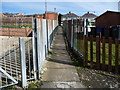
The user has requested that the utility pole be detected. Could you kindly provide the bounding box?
[54,8,56,12]
[45,0,47,18]
[54,8,56,20]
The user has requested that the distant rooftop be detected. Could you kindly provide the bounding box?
[95,11,120,20]
[45,11,58,14]
[62,12,78,17]
[82,12,97,19]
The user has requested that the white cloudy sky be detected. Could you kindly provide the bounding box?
[1,0,120,2]
[1,0,119,16]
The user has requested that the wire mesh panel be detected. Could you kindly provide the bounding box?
[0,37,20,88]
[0,37,35,88]
[48,20,53,48]
[76,19,84,56]
[24,37,35,81]
[42,19,47,60]
[38,19,48,72]
[73,20,78,51]
[63,19,84,55]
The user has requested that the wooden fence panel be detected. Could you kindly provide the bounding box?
[90,35,93,68]
[102,37,106,70]
[108,37,112,71]
[115,39,119,73]
[83,36,119,74]
[84,36,88,67]
[96,36,100,69]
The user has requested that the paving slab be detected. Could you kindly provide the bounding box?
[46,60,75,69]
[41,81,86,88]
[42,68,80,82]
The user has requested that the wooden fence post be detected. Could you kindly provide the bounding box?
[84,36,88,67]
[102,37,106,70]
[115,39,119,73]
[96,36,100,69]
[108,37,112,72]
[90,35,93,68]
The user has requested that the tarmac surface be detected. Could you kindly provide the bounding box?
[40,26,86,88]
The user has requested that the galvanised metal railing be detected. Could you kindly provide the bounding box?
[0,37,20,88]
[0,37,34,88]
[0,17,58,88]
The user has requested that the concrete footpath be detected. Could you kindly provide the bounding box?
[40,26,85,88]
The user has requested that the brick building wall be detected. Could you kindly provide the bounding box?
[1,12,58,37]
[0,28,32,37]
[44,12,58,20]
[35,15,43,19]
[2,17,32,26]
[95,11,120,27]
[34,12,58,20]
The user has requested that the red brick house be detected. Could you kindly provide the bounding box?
[43,12,58,20]
[95,11,120,27]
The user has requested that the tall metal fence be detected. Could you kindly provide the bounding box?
[63,19,84,56]
[0,17,58,88]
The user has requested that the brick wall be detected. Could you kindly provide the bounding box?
[35,15,43,19]
[95,11,120,27]
[0,28,32,37]
[44,12,58,20]
[34,12,58,20]
[2,17,32,26]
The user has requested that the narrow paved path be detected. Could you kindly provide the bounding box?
[41,26,85,88]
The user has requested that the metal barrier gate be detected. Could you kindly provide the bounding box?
[0,37,36,88]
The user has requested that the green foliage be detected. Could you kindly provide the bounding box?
[77,39,84,55]
[2,24,32,28]
[4,85,17,89]
[75,66,85,70]
[28,81,43,89]
[48,50,53,55]
[28,82,37,89]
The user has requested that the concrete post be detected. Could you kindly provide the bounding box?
[19,37,27,87]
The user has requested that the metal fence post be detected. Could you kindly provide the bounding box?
[71,19,74,48]
[0,72,1,88]
[32,17,37,80]
[32,17,40,80]
[84,19,88,36]
[46,19,49,53]
[73,20,75,49]
[19,37,27,87]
